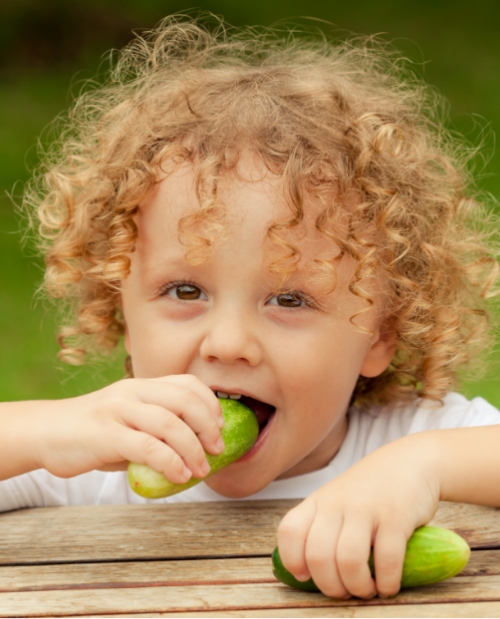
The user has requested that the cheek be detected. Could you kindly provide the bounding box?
[126,316,201,379]
[278,336,370,436]
[120,297,170,377]
[282,329,370,392]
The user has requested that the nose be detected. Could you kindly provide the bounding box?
[199,306,262,367]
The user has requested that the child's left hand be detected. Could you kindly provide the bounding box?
[277,432,442,599]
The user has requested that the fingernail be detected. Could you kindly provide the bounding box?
[294,573,311,582]
[215,437,225,452]
[201,460,211,475]
[181,466,192,482]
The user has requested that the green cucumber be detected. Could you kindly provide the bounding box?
[128,397,259,499]
[272,525,470,593]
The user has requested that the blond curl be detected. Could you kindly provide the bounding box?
[25,14,500,408]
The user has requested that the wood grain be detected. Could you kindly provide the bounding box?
[460,549,500,576]
[0,550,496,594]
[0,500,499,566]
[0,501,296,565]
[0,501,498,617]
[0,557,275,592]
[430,502,500,548]
[1,575,500,617]
[132,601,500,617]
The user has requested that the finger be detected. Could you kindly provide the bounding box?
[153,375,224,427]
[111,424,193,485]
[277,499,317,582]
[335,516,376,599]
[120,402,211,478]
[127,379,224,456]
[372,523,408,598]
[305,510,348,599]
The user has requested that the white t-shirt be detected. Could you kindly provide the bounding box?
[1,392,499,512]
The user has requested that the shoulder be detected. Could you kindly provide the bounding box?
[408,392,500,432]
[341,392,500,465]
[350,392,500,435]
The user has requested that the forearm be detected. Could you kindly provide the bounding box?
[0,400,63,480]
[427,425,500,506]
[344,424,500,515]
[365,425,500,508]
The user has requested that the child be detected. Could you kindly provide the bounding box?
[2,14,500,600]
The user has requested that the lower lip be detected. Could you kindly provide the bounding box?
[237,412,276,463]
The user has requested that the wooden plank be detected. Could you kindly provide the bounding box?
[131,601,500,617]
[0,500,499,566]
[0,501,296,565]
[1,575,500,617]
[0,558,274,592]
[0,549,496,593]
[430,502,500,548]
[459,550,500,576]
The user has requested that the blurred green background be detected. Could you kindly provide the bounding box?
[1,0,499,405]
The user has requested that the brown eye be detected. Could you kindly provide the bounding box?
[176,284,202,300]
[276,293,304,307]
[165,283,205,300]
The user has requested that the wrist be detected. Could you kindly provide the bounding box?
[30,397,79,474]
[402,431,449,502]
[382,431,444,507]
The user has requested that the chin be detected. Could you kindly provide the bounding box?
[205,469,270,499]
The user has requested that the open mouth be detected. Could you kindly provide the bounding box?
[214,391,275,434]
[240,396,276,434]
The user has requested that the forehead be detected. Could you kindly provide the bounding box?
[135,157,341,265]
[139,158,282,227]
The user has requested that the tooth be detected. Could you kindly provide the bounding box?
[216,391,229,399]
[229,394,242,399]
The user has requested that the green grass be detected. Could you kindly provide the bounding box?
[1,0,499,406]
[0,72,126,401]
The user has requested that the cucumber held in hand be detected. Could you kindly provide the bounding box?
[272,525,470,593]
[128,397,259,499]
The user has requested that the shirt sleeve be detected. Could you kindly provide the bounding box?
[0,469,145,512]
[408,393,500,433]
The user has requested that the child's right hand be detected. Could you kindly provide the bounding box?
[34,375,225,483]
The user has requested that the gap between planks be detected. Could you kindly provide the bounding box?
[0,553,271,569]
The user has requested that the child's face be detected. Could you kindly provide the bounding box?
[120,157,395,498]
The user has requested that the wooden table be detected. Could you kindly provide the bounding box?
[0,500,499,617]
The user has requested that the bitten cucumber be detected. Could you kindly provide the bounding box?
[272,525,470,593]
[128,397,259,499]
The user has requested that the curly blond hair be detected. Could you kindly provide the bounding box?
[25,14,500,408]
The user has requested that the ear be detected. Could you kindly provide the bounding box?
[359,325,397,378]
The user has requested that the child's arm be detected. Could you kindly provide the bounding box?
[277,425,500,599]
[0,375,224,483]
